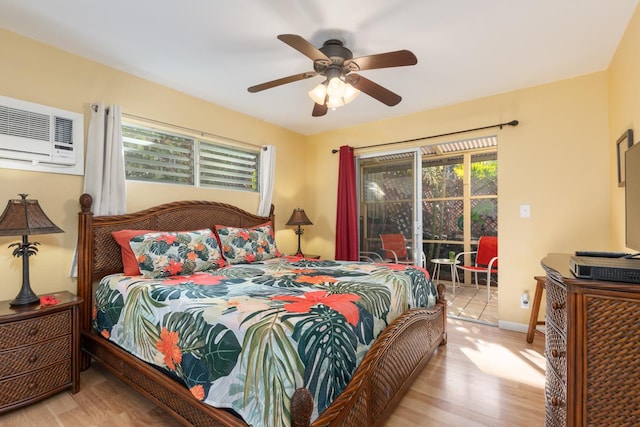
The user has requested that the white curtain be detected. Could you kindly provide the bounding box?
[257,145,276,217]
[84,103,126,215]
[70,103,126,276]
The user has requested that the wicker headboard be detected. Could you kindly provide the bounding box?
[76,193,274,333]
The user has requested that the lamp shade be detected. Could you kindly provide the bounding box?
[286,208,313,226]
[0,194,63,236]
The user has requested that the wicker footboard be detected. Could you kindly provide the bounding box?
[309,304,445,427]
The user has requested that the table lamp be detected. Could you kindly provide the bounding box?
[286,208,313,257]
[0,194,63,306]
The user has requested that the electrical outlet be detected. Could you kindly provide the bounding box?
[520,291,530,309]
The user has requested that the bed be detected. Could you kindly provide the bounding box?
[76,193,447,427]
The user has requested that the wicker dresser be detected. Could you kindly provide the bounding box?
[542,254,640,426]
[0,291,82,413]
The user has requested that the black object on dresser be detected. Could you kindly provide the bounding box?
[0,291,82,413]
[542,253,640,426]
[570,254,640,283]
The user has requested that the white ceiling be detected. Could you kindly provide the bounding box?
[0,0,638,135]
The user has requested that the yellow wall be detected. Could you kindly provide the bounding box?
[609,4,640,250]
[0,29,307,302]
[306,73,610,327]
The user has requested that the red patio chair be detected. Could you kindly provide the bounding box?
[455,236,498,302]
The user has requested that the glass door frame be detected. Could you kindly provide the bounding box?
[357,147,423,267]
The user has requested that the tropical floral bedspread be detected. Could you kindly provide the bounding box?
[93,257,437,427]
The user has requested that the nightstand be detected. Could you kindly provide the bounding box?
[0,291,82,414]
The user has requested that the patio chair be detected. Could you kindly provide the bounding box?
[455,235,498,302]
[359,251,385,263]
[379,233,426,268]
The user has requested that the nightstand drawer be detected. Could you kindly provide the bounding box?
[0,335,72,379]
[0,360,71,409]
[0,310,71,349]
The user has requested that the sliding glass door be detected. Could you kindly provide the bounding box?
[421,151,497,281]
[358,140,497,285]
[359,149,422,266]
[422,155,464,270]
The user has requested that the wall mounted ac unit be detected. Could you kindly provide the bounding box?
[0,95,84,175]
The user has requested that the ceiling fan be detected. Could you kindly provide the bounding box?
[247,34,418,117]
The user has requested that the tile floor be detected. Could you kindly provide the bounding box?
[439,280,499,325]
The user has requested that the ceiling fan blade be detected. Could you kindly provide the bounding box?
[248,72,317,93]
[278,34,330,62]
[312,101,328,117]
[346,74,402,106]
[345,50,417,72]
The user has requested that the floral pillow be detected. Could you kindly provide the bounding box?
[129,229,225,278]
[215,222,281,264]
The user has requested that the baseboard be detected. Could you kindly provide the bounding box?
[497,320,529,333]
[448,314,497,327]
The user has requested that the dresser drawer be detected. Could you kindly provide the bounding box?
[0,310,71,350]
[545,367,566,426]
[545,322,566,384]
[0,335,71,379]
[546,279,566,332]
[0,360,71,409]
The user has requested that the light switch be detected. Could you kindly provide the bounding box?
[520,204,531,218]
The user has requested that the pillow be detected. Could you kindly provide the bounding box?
[112,229,155,275]
[215,221,281,264]
[129,229,225,278]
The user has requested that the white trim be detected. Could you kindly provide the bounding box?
[497,320,529,333]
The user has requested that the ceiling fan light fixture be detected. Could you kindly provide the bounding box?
[342,83,360,105]
[311,77,360,109]
[326,96,345,109]
[308,82,327,105]
[327,85,360,109]
[326,77,346,99]
[308,78,359,108]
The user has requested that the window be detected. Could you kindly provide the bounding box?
[123,125,194,185]
[123,124,259,191]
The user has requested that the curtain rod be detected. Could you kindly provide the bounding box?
[91,104,266,150]
[330,120,519,153]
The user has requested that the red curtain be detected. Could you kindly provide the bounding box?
[335,145,358,261]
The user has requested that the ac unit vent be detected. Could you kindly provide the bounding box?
[0,105,50,141]
[0,95,84,175]
[54,116,73,146]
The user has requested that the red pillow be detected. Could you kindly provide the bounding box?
[111,229,154,275]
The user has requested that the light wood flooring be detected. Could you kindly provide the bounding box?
[1,319,546,427]
[383,318,546,426]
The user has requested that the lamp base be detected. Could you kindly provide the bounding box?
[10,280,39,306]
[10,293,40,306]
[8,238,40,306]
